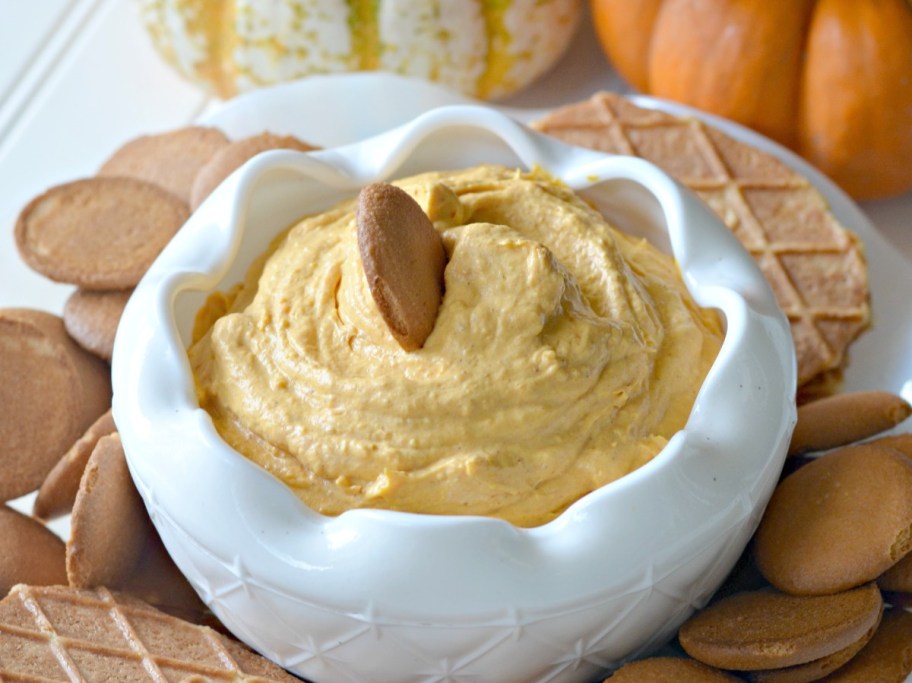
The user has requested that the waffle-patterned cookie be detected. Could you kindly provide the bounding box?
[0,584,297,682]
[533,93,870,395]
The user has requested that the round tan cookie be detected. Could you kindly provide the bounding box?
[678,584,883,671]
[754,443,912,595]
[609,657,739,681]
[33,408,116,521]
[788,391,912,456]
[15,177,189,289]
[67,433,149,589]
[0,584,298,682]
[98,126,230,203]
[63,288,132,361]
[356,181,447,351]
[0,506,67,597]
[744,611,879,682]
[0,309,111,502]
[819,608,912,682]
[190,132,317,210]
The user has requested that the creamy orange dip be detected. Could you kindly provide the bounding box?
[188,165,723,527]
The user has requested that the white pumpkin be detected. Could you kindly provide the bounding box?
[137,0,583,99]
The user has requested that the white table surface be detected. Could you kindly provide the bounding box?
[1,1,910,678]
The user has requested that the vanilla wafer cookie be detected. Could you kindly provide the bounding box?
[33,409,117,521]
[754,443,912,595]
[63,288,132,361]
[743,616,879,682]
[190,132,317,210]
[67,434,149,590]
[99,126,230,204]
[357,182,447,351]
[0,584,298,681]
[788,391,911,456]
[0,309,111,503]
[0,506,66,597]
[534,93,870,393]
[821,608,912,682]
[678,583,883,671]
[15,177,189,289]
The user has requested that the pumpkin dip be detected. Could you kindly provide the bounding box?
[188,165,723,527]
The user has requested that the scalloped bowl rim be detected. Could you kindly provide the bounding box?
[112,105,796,625]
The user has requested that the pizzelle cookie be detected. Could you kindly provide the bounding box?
[190,132,318,210]
[0,584,298,682]
[0,506,66,597]
[753,443,912,595]
[678,583,883,672]
[98,125,230,203]
[14,177,189,289]
[356,182,447,351]
[66,433,149,590]
[63,288,132,361]
[0,308,111,503]
[533,92,870,394]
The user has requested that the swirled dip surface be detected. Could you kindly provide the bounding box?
[189,165,723,527]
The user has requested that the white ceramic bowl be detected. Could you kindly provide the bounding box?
[112,104,796,683]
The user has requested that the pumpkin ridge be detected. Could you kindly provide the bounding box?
[477,0,514,100]
[214,0,238,97]
[590,0,663,92]
[177,0,237,98]
[347,0,379,70]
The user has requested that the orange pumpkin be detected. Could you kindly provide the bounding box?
[591,0,912,200]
